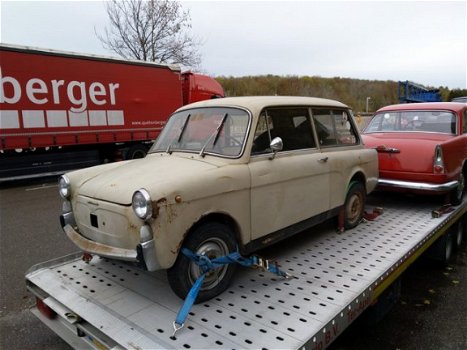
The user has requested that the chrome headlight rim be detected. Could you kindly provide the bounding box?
[132,189,153,221]
[58,175,71,200]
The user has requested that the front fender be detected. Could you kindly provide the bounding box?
[150,189,250,269]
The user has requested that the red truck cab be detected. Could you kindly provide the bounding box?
[182,72,224,105]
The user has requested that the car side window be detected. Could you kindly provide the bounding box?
[252,113,272,154]
[312,109,358,147]
[334,111,358,145]
[251,108,316,154]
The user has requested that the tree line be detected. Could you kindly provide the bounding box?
[215,75,466,113]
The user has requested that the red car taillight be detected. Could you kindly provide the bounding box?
[36,297,57,319]
[433,145,445,174]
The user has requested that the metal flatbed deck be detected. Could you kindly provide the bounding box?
[26,195,466,349]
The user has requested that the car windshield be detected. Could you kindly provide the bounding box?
[149,107,250,157]
[364,110,457,135]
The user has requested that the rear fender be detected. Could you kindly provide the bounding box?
[439,135,467,177]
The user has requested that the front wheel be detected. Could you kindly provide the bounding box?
[167,222,237,303]
[344,182,366,229]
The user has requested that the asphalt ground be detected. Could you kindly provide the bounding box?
[0,178,466,349]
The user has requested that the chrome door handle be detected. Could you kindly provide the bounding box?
[319,157,329,163]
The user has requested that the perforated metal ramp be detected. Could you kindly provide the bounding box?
[26,196,466,350]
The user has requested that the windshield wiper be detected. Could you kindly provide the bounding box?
[166,114,191,154]
[199,113,228,157]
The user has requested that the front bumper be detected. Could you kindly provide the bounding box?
[60,214,160,271]
[378,178,458,193]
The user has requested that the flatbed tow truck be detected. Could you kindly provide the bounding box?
[25,194,466,350]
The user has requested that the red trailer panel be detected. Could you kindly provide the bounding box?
[0,45,224,180]
[1,46,183,150]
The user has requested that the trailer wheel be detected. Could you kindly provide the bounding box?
[430,233,454,264]
[441,233,454,263]
[344,182,366,229]
[453,219,464,248]
[126,145,147,160]
[167,222,237,303]
[450,172,465,205]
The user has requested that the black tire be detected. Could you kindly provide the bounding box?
[453,219,464,248]
[126,144,147,160]
[426,232,454,265]
[450,172,465,206]
[344,182,366,230]
[167,222,237,303]
[438,233,454,264]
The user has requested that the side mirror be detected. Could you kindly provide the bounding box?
[269,137,283,159]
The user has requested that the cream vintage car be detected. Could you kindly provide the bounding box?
[59,96,378,301]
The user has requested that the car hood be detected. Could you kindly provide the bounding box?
[361,132,453,173]
[74,153,220,205]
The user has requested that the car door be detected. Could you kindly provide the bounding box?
[248,107,330,240]
[312,108,362,209]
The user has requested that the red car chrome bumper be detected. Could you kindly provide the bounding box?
[378,178,458,193]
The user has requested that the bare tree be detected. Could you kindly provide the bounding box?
[97,0,201,68]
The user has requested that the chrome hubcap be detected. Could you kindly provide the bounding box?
[189,238,229,290]
[346,192,363,224]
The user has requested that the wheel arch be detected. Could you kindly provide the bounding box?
[184,212,244,252]
[348,170,367,191]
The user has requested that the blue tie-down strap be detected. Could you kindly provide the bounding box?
[173,248,292,336]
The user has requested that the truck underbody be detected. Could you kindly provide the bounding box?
[0,141,150,181]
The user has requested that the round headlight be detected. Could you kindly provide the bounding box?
[132,189,152,221]
[58,175,71,199]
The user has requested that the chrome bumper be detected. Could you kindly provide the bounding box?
[378,178,458,192]
[63,224,138,261]
[61,218,160,271]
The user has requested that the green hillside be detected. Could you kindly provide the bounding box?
[215,75,465,113]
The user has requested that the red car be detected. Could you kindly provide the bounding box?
[362,102,466,205]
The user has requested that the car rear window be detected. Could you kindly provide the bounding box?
[365,110,457,134]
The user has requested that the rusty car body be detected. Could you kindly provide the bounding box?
[59,96,378,301]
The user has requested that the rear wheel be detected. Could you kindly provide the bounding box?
[450,172,465,205]
[167,222,237,303]
[344,182,366,229]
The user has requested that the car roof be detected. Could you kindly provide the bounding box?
[377,102,466,113]
[176,96,349,115]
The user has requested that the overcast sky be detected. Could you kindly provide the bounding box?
[1,1,466,89]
